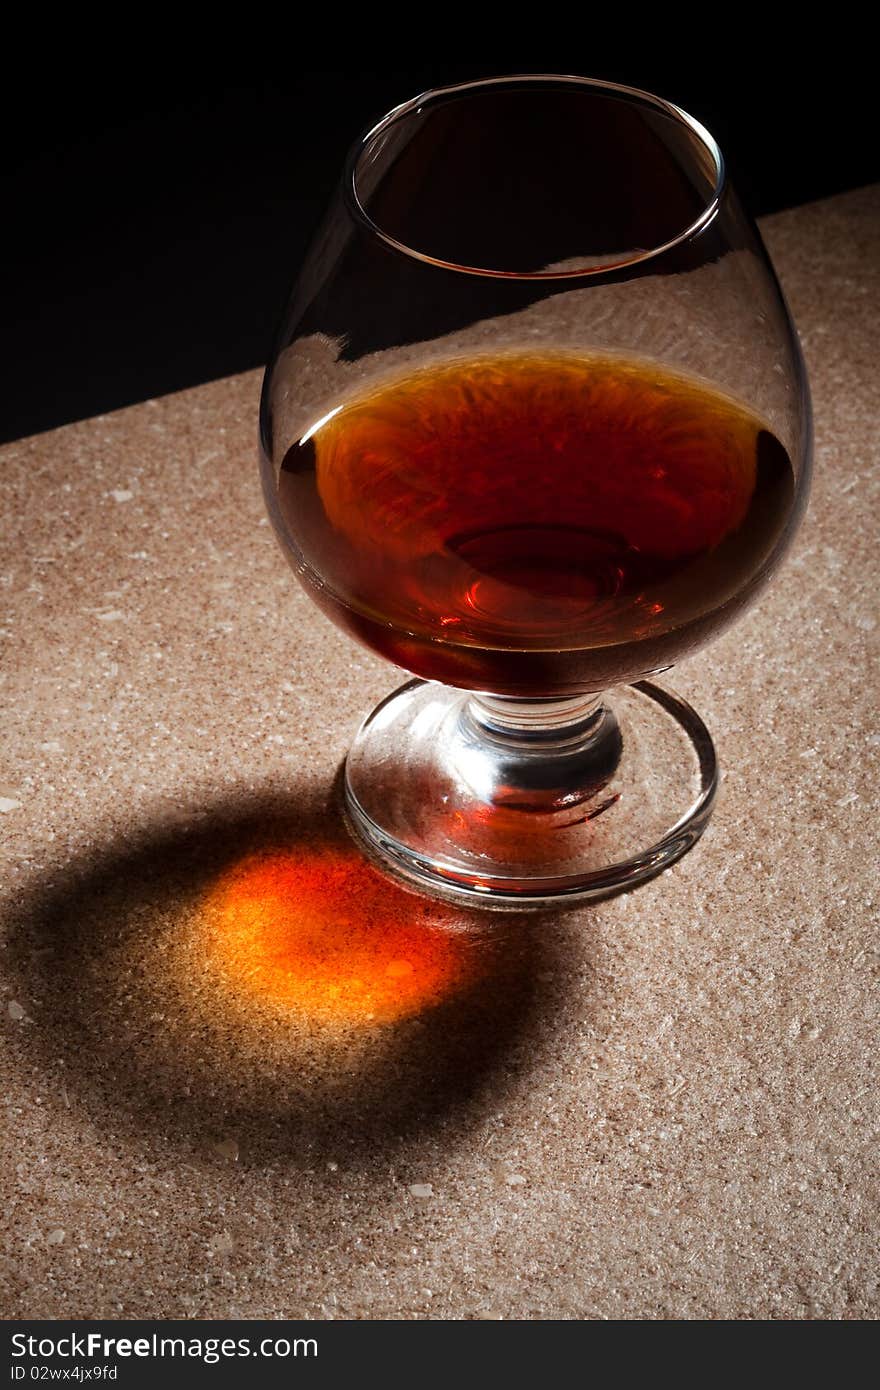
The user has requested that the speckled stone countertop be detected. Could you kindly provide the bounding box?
[2,187,877,1321]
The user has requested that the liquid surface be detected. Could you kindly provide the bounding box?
[274,352,795,692]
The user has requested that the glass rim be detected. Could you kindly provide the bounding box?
[345,73,726,281]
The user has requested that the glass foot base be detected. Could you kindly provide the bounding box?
[344,679,718,909]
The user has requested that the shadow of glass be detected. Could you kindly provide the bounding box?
[6,780,565,1169]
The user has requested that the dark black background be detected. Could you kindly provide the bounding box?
[3,47,874,443]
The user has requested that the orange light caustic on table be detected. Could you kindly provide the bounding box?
[202,845,482,1022]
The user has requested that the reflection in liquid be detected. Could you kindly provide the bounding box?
[202,845,485,1023]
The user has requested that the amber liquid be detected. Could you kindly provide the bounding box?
[273,352,796,695]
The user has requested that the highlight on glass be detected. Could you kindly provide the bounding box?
[258,75,811,907]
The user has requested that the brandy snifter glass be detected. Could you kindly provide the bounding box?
[258,75,811,907]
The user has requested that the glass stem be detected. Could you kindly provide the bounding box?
[458,691,622,817]
[467,692,607,746]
